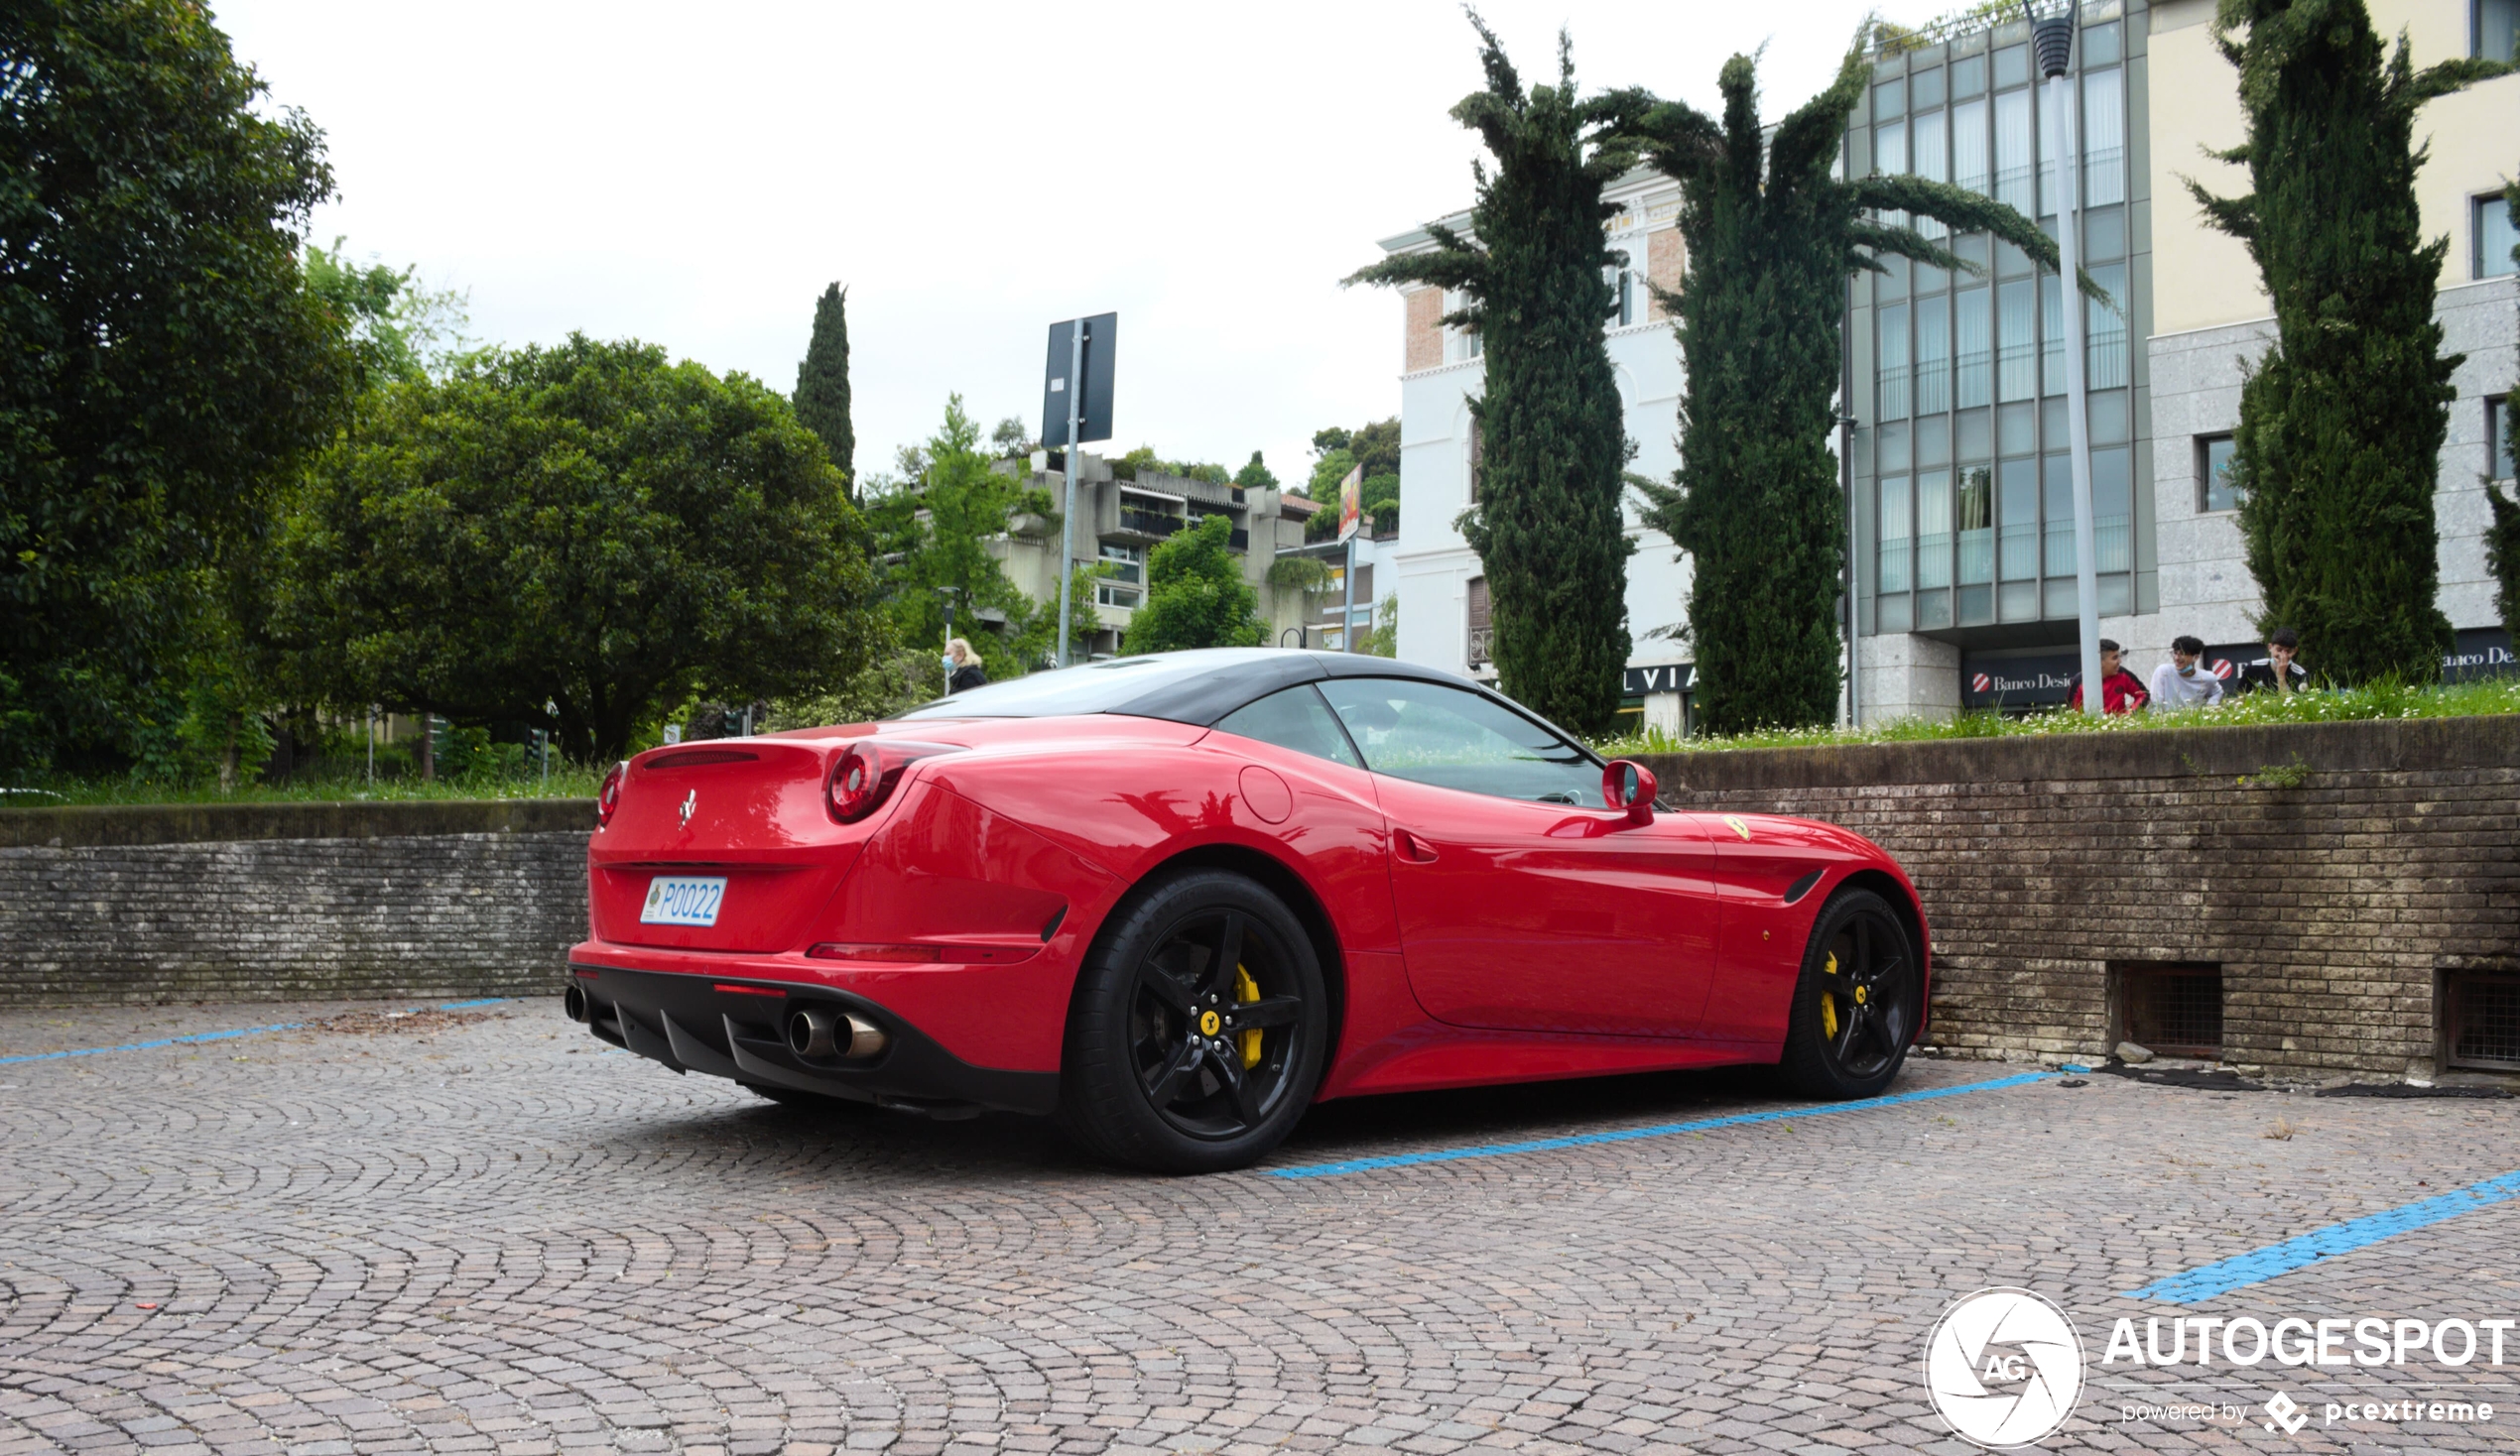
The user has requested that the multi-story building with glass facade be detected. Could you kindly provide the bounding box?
[1379,0,2517,725]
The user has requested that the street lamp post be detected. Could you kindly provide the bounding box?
[2032,8,2104,716]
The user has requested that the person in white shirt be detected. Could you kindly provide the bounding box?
[2150,634,2224,711]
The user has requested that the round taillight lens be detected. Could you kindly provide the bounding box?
[825,744,882,822]
[595,761,626,827]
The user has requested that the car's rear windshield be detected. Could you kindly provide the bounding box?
[893,655,1204,720]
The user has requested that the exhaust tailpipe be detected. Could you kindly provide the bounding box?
[786,1007,889,1060]
[564,984,589,1024]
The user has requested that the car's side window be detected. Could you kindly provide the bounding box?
[1211,684,1363,769]
[1316,677,1602,805]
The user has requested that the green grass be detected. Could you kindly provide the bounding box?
[1592,676,2520,758]
[3,765,605,808]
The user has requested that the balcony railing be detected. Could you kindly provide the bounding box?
[1467,624,1493,667]
[1119,508,1183,538]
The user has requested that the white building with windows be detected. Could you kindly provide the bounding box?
[1374,0,2519,727]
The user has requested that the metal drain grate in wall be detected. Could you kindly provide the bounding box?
[2122,966,2224,1058]
[2448,976,2520,1071]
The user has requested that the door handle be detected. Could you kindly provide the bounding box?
[1393,829,1440,864]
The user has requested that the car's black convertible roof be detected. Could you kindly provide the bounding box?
[896,649,1538,733]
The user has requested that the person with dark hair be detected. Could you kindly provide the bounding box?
[2067,639,2150,714]
[2149,633,2224,711]
[2239,627,2311,694]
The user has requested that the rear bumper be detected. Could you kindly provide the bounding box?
[567,960,1060,1116]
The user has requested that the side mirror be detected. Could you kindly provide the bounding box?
[1603,759,1657,826]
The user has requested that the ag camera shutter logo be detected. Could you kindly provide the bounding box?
[1924,1288,2086,1448]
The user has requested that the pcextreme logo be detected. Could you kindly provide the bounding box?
[1924,1288,2086,1448]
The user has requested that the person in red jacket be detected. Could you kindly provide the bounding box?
[2067,639,2150,714]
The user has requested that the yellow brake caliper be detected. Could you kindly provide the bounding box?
[1234,964,1263,1068]
[1820,951,1840,1039]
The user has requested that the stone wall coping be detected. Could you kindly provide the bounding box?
[1636,714,2520,793]
[0,797,595,849]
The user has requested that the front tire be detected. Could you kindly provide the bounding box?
[1778,888,1920,1100]
[1059,870,1328,1173]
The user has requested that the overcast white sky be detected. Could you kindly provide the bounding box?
[214,0,1892,491]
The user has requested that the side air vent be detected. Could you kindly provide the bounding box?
[646,749,761,770]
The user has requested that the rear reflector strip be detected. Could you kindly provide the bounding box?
[712,983,787,998]
[570,967,599,979]
[808,943,941,962]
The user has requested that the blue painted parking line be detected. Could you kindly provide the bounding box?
[2123,1166,2520,1303]
[0,998,515,1066]
[1266,1069,2057,1179]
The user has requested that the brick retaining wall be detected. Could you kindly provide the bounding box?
[7,719,2515,1082]
[1640,715,2520,1081]
[0,800,592,1008]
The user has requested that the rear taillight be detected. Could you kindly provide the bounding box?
[595,761,626,827]
[823,741,954,823]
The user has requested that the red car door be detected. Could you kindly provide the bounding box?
[1317,676,1722,1037]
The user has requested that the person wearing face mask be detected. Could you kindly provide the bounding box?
[2149,634,2224,712]
[944,638,987,694]
[2238,627,2311,694]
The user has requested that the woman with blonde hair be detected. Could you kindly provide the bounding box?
[945,638,987,694]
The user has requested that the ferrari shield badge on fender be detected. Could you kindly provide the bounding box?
[1724,814,1752,841]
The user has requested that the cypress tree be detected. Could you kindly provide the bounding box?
[2189,0,2507,684]
[795,283,854,496]
[1624,50,2074,734]
[1346,19,1650,736]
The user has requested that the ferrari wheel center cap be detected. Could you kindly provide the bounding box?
[1854,986,1868,1005]
[1198,1010,1221,1036]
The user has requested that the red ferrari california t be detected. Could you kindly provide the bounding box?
[567,650,1930,1172]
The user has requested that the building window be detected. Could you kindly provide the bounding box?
[1443,289,1483,362]
[1098,541,1143,583]
[1992,88,2033,216]
[2477,191,2519,280]
[1915,302,1951,415]
[1954,287,1991,408]
[2081,67,2124,206]
[2086,262,2129,389]
[1465,575,1491,667]
[1917,469,1953,589]
[2490,397,2513,482]
[2477,0,2519,61]
[1955,465,1994,584]
[1878,474,1912,592]
[1953,96,1990,195]
[2199,434,2240,513]
[1878,303,1910,419]
[1995,278,2036,402]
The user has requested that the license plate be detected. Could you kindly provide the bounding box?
[640,876,727,926]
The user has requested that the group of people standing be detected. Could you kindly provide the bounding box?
[2066,628,2311,714]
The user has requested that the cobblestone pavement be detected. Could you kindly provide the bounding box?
[5,998,2519,1456]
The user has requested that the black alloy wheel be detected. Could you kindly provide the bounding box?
[1061,870,1328,1172]
[1779,888,1920,1099]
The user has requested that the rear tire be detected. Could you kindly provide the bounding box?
[1059,869,1327,1173]
[1778,888,1920,1100]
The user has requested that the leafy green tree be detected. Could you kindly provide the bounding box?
[275,335,881,761]
[1349,20,1649,735]
[793,284,854,496]
[990,417,1035,456]
[1359,473,1401,535]
[2192,0,2508,685]
[1234,450,1280,492]
[1127,514,1267,652]
[865,397,1094,674]
[1624,48,2079,733]
[1,0,348,773]
[1347,419,1402,479]
[301,240,470,391]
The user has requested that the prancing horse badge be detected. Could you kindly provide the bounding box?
[678,789,696,827]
